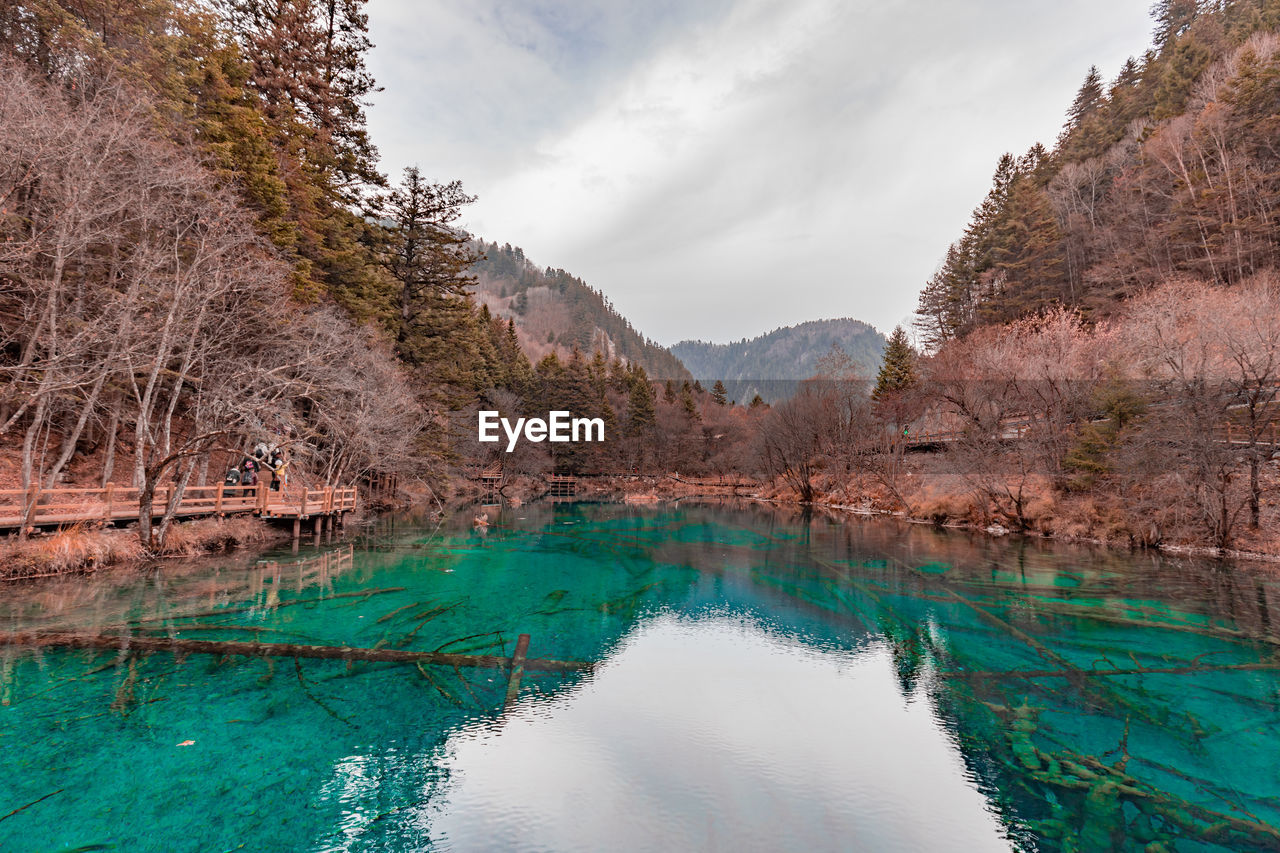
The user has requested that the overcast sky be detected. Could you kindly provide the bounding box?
[365,0,1153,345]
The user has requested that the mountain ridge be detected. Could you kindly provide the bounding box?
[671,318,887,403]
[469,241,691,380]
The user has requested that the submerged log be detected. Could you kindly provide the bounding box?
[503,633,531,710]
[2,631,592,673]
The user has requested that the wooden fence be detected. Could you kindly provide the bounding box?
[0,483,357,531]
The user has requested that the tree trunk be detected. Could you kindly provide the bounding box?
[101,394,122,487]
[1250,455,1260,529]
[155,457,198,549]
[137,474,157,550]
[18,397,49,538]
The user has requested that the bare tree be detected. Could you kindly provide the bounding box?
[0,61,429,549]
[758,382,841,503]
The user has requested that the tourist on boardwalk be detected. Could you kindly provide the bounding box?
[223,466,242,497]
[269,450,286,492]
[241,457,258,487]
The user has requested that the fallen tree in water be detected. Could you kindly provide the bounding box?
[2,632,593,673]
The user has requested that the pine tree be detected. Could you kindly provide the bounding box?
[223,0,382,197]
[749,394,765,409]
[984,177,1069,320]
[627,371,657,436]
[1063,66,1105,135]
[1151,0,1200,50]
[1154,34,1212,119]
[680,384,700,420]
[711,380,728,406]
[872,327,917,401]
[383,167,478,358]
[916,242,977,347]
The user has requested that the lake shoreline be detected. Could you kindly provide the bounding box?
[0,516,294,581]
[545,474,1280,567]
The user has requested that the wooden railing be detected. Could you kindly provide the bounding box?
[667,474,762,488]
[904,429,964,446]
[1220,421,1280,447]
[0,483,358,531]
[260,486,358,519]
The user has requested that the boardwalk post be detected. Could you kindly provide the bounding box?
[103,484,114,525]
[215,482,224,514]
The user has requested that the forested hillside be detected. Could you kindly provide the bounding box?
[855,0,1280,554]
[917,0,1280,346]
[672,319,886,403]
[0,0,760,541]
[470,242,690,381]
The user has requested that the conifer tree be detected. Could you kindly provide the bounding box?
[627,377,657,435]
[711,380,728,406]
[1063,66,1104,135]
[1151,0,1199,50]
[872,327,917,401]
[1154,34,1212,119]
[383,166,478,361]
[680,384,700,420]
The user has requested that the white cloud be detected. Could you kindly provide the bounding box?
[367,0,1155,344]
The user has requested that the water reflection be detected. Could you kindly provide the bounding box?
[0,542,360,634]
[1,502,1279,852]
[426,613,1013,852]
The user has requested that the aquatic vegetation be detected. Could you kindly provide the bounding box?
[0,503,1277,851]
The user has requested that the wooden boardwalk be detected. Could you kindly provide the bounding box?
[0,483,357,531]
[905,419,1280,451]
[667,473,762,489]
[547,475,578,497]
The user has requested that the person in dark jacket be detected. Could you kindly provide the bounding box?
[223,466,242,498]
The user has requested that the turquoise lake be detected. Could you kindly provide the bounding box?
[1,501,1279,852]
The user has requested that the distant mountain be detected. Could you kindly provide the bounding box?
[470,241,690,380]
[671,319,886,404]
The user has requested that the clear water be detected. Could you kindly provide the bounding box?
[1,501,1279,852]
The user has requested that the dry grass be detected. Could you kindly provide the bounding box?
[157,516,276,556]
[0,516,283,580]
[0,524,145,579]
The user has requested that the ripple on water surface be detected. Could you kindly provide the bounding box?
[0,502,1278,852]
